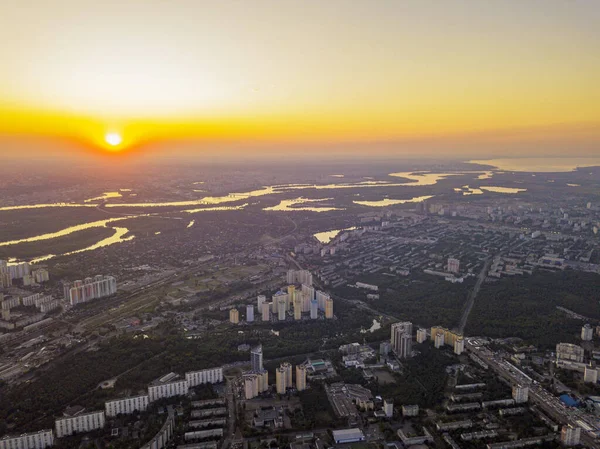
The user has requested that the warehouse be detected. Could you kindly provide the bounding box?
[331,429,365,444]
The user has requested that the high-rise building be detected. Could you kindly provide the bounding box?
[244,373,260,400]
[286,285,295,310]
[296,365,307,391]
[281,362,292,387]
[447,258,460,274]
[301,284,314,312]
[257,370,269,393]
[287,269,313,286]
[246,304,254,322]
[251,345,263,372]
[67,275,117,306]
[430,326,461,348]
[260,302,271,321]
[454,338,464,355]
[383,399,394,418]
[310,299,318,319]
[391,322,413,348]
[273,291,288,312]
[512,385,529,404]
[380,341,391,356]
[316,290,329,311]
[584,365,598,383]
[325,297,334,319]
[277,298,287,321]
[275,367,287,394]
[434,331,445,348]
[293,294,302,320]
[229,308,239,324]
[560,426,581,446]
[32,269,49,283]
[261,302,270,321]
[257,295,266,310]
[396,333,412,359]
[582,323,593,341]
[416,328,427,343]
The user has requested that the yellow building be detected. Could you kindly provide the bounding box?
[275,366,287,394]
[296,365,307,391]
[229,308,239,324]
[325,297,334,319]
[430,325,462,347]
[287,285,295,310]
[293,295,302,320]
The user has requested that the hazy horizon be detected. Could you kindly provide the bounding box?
[1,0,599,161]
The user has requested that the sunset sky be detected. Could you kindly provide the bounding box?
[1,0,599,160]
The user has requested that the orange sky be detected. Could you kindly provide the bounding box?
[1,0,599,159]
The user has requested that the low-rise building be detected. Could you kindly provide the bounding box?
[332,429,365,444]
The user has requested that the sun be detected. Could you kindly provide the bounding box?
[105,132,122,147]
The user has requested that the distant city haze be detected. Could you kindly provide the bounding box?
[0,0,599,160]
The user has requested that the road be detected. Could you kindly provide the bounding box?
[457,255,492,333]
[468,342,599,448]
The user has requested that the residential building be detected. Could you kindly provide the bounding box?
[246,305,254,322]
[416,328,427,343]
[447,257,460,274]
[66,275,117,306]
[435,331,445,348]
[148,376,188,402]
[296,365,307,391]
[582,324,593,341]
[105,395,149,417]
[244,373,260,400]
[315,290,329,311]
[251,345,263,372]
[293,295,302,320]
[391,322,412,348]
[281,362,292,387]
[287,269,313,286]
[185,367,223,387]
[396,333,412,359]
[0,430,54,449]
[402,405,419,417]
[229,308,239,324]
[277,298,286,321]
[287,285,295,310]
[301,284,314,312]
[55,411,105,438]
[32,269,49,283]
[512,385,529,404]
[584,365,598,383]
[560,426,581,446]
[556,343,584,363]
[454,338,465,355]
[257,295,266,311]
[276,366,287,394]
[310,299,318,319]
[383,399,393,418]
[261,302,270,321]
[325,297,334,319]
